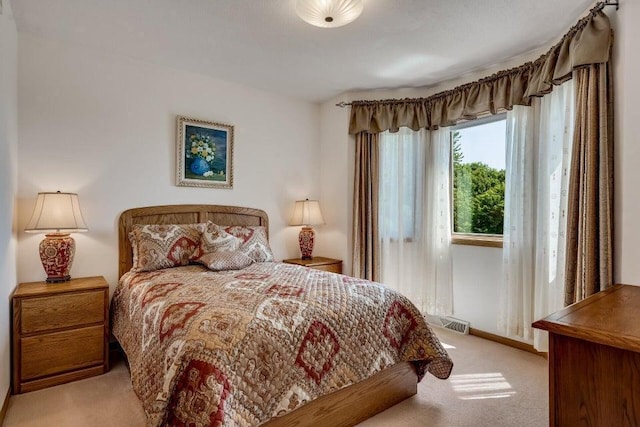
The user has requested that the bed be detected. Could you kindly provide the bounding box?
[111,204,453,426]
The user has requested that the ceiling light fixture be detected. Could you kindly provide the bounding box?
[296,0,364,28]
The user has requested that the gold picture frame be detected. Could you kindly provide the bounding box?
[176,116,234,189]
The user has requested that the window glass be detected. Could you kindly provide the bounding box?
[452,117,506,235]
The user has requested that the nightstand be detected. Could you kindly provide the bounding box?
[12,276,110,394]
[283,257,343,274]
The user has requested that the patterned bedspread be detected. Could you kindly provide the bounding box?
[111,262,453,426]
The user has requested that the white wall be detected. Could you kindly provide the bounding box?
[16,34,321,292]
[0,0,18,399]
[611,0,640,285]
[451,246,503,333]
[316,99,352,273]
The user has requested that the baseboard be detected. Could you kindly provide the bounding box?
[0,386,10,426]
[469,328,547,358]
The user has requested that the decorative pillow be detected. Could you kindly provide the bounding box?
[223,225,274,262]
[197,250,254,272]
[129,224,201,272]
[200,221,242,253]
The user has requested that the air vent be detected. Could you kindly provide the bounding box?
[440,316,470,334]
[425,314,470,335]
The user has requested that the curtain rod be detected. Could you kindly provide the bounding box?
[336,1,619,108]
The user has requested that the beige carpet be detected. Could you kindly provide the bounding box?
[4,328,548,427]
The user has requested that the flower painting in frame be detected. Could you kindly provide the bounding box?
[176,116,234,189]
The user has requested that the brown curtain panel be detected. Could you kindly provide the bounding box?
[564,63,614,305]
[348,3,612,135]
[352,132,381,281]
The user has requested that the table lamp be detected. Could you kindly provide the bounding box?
[24,191,88,283]
[289,199,325,259]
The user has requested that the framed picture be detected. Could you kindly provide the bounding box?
[176,116,234,189]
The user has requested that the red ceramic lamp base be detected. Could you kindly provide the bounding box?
[39,233,75,283]
[298,226,315,260]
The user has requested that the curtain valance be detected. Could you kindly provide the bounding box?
[348,3,612,135]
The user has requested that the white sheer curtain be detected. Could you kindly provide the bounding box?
[500,80,575,351]
[379,127,453,316]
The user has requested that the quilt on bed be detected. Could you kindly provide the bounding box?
[111,262,453,427]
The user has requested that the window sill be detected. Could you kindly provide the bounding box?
[451,234,503,248]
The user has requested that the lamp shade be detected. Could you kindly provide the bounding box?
[289,199,325,226]
[25,191,88,233]
[295,0,364,28]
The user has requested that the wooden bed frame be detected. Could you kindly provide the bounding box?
[117,204,418,427]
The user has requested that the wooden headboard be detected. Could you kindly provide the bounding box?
[118,204,269,278]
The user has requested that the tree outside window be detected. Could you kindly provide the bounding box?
[452,118,506,236]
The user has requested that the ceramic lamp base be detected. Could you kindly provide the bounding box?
[39,233,75,283]
[298,226,315,260]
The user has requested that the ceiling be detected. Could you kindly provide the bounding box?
[11,0,596,103]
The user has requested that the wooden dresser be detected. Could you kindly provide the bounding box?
[12,276,110,393]
[283,257,343,274]
[532,284,640,426]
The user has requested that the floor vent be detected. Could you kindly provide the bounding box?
[435,316,470,335]
[424,314,470,335]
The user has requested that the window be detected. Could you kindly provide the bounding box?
[451,115,506,246]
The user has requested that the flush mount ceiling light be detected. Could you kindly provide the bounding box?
[296,0,364,28]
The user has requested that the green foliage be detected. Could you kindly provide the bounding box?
[452,132,505,235]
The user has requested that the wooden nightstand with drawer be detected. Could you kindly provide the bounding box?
[283,257,343,274]
[12,276,109,394]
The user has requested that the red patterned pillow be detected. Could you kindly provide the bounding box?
[197,250,254,271]
[129,224,201,272]
[200,221,242,253]
[223,226,274,262]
